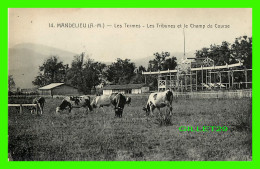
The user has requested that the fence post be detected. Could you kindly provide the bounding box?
[36,103,38,114]
[19,104,22,114]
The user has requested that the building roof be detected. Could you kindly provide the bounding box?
[103,84,147,90]
[38,83,65,90]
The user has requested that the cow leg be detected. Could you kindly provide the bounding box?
[101,107,105,114]
[158,108,165,120]
[68,104,72,113]
[30,107,34,115]
[86,106,90,114]
[114,110,117,117]
[150,105,155,116]
[42,102,44,114]
[41,104,44,114]
[169,106,173,116]
[120,110,123,118]
[39,103,43,115]
[115,107,118,117]
[36,103,39,115]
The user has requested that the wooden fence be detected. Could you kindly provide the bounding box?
[8,90,252,101]
[8,104,40,114]
[126,89,252,99]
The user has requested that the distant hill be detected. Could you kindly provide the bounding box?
[8,43,77,89]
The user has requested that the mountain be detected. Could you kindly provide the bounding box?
[8,43,77,89]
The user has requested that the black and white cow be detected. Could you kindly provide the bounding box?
[31,97,45,115]
[143,90,173,116]
[56,95,92,113]
[91,93,128,117]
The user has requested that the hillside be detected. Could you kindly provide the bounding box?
[8,43,77,88]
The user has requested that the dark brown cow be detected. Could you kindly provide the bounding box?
[111,93,127,118]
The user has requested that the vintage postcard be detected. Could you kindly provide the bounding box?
[8,8,252,161]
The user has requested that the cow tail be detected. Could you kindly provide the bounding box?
[116,94,121,108]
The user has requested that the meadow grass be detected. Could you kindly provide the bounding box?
[8,95,252,161]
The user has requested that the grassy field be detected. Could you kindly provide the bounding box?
[8,95,252,161]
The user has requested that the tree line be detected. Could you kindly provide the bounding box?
[195,36,252,68]
[30,35,251,93]
[32,52,178,94]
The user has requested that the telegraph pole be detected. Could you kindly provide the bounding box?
[183,28,186,60]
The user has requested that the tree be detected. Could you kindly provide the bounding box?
[146,52,178,90]
[131,66,146,84]
[162,57,178,70]
[195,42,234,66]
[83,59,106,93]
[105,58,136,84]
[67,53,107,94]
[32,56,68,87]
[8,75,16,91]
[147,52,177,71]
[66,54,85,92]
[231,36,252,68]
[195,36,252,68]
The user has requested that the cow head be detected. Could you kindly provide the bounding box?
[126,97,131,105]
[115,107,124,117]
[56,100,71,113]
[56,107,61,113]
[165,90,173,103]
[143,102,152,116]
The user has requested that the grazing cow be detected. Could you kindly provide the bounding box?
[143,90,173,116]
[56,95,92,113]
[111,93,127,118]
[91,94,114,109]
[91,93,121,108]
[31,97,45,114]
[56,99,72,113]
[91,93,128,117]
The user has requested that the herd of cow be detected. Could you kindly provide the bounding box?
[30,89,174,118]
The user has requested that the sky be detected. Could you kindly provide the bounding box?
[9,8,252,62]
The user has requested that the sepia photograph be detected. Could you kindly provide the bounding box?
[8,8,252,161]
